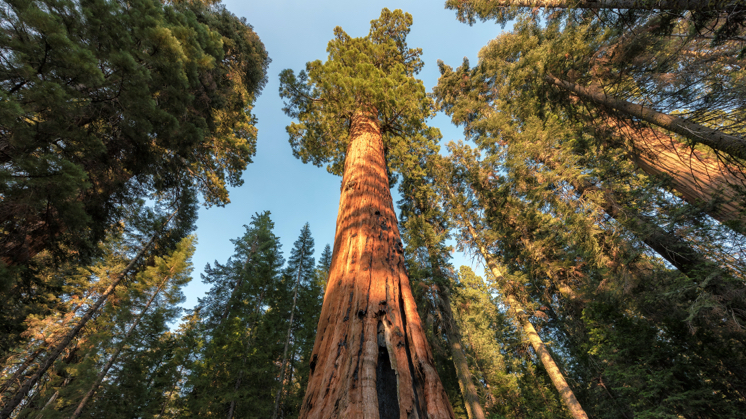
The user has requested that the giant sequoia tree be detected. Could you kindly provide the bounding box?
[279,9,454,419]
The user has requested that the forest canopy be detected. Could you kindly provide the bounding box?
[1,1,745,419]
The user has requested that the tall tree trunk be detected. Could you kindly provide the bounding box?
[299,111,454,419]
[272,246,306,419]
[464,0,740,10]
[456,214,589,419]
[440,292,487,419]
[545,73,746,161]
[70,273,170,419]
[0,210,175,419]
[594,116,746,234]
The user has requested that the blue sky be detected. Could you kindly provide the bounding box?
[182,0,506,309]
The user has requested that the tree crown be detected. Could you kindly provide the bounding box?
[279,8,440,177]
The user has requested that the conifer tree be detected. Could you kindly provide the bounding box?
[67,236,195,419]
[0,0,269,270]
[315,245,333,294]
[185,211,285,418]
[0,200,192,419]
[435,10,746,234]
[434,158,589,419]
[279,8,454,419]
[439,139,746,417]
[397,152,487,419]
[272,223,315,419]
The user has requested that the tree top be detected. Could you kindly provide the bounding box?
[279,8,440,177]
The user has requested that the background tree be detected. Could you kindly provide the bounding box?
[183,211,287,418]
[0,0,270,271]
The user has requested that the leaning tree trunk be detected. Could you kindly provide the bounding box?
[545,73,746,161]
[601,118,746,234]
[439,292,487,419]
[456,215,589,419]
[0,211,175,419]
[70,273,170,419]
[299,111,454,419]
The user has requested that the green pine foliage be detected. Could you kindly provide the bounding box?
[9,235,195,419]
[183,211,285,417]
[275,224,323,418]
[0,0,269,270]
[278,8,440,180]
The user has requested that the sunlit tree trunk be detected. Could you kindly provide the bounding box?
[300,111,454,419]
[457,216,589,419]
[545,73,746,161]
[603,118,746,233]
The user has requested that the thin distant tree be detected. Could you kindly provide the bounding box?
[272,224,315,419]
[437,168,589,419]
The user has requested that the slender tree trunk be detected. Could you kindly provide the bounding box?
[299,111,454,419]
[599,117,746,233]
[0,211,175,419]
[70,273,171,419]
[33,375,71,419]
[423,240,486,419]
[440,292,487,419]
[545,73,746,161]
[272,248,306,419]
[1,288,97,398]
[226,270,275,419]
[467,0,740,10]
[457,216,589,419]
[0,348,44,399]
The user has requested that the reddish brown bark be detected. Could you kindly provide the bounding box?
[606,119,746,233]
[299,112,454,419]
[545,73,746,161]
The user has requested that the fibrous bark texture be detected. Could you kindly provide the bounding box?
[299,112,454,419]
[611,120,746,233]
[545,73,746,161]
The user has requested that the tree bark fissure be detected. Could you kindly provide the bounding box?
[299,111,454,419]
